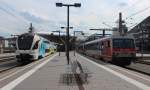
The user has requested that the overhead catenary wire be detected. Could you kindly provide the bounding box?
[112,0,141,22]
[113,0,149,25]
[125,6,150,20]
[121,0,141,13]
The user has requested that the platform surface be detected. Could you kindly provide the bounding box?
[1,52,150,90]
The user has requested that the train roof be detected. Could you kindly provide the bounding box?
[18,33,51,43]
[84,35,134,45]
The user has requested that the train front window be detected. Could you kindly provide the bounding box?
[17,34,34,50]
[33,40,40,49]
[113,39,135,48]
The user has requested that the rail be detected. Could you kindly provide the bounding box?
[0,53,16,63]
[0,53,17,73]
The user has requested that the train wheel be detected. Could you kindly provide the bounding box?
[114,60,131,66]
[17,59,21,63]
[18,59,30,65]
[123,61,131,66]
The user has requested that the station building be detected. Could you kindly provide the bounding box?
[128,16,150,52]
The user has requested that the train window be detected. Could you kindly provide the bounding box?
[44,41,50,44]
[113,39,135,48]
[101,42,104,49]
[108,41,110,47]
[33,40,40,49]
[96,43,99,50]
[103,41,107,48]
[94,43,99,50]
[85,43,100,50]
[93,43,96,50]
[101,42,104,45]
[124,39,135,48]
[17,34,34,50]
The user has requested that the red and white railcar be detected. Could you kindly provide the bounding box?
[82,35,136,66]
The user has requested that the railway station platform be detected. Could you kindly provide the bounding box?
[1,52,150,90]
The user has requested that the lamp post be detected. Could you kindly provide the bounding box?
[52,30,60,56]
[56,2,81,65]
[73,31,83,56]
[61,27,73,56]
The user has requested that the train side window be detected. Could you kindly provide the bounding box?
[99,43,102,50]
[103,41,107,48]
[101,42,103,47]
[96,43,99,50]
[99,43,101,50]
[108,41,110,47]
[101,42,104,49]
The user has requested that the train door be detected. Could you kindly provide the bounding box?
[101,39,112,61]
[39,41,45,58]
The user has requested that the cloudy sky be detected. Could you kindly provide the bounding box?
[0,0,150,37]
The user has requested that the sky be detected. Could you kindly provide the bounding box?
[0,0,150,38]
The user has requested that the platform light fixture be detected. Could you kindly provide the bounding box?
[56,2,81,65]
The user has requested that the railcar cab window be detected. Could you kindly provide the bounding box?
[33,40,40,49]
[113,39,135,48]
[17,34,34,50]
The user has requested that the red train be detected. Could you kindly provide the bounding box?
[77,35,136,66]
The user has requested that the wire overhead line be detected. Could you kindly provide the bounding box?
[122,0,141,13]
[125,6,150,20]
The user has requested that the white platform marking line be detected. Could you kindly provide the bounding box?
[0,53,58,90]
[78,54,150,90]
[108,64,150,82]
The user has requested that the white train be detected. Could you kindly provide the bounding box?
[16,33,55,63]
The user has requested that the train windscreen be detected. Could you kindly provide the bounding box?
[17,34,34,50]
[113,39,135,48]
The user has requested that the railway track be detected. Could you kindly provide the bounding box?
[136,60,150,65]
[0,54,18,73]
[135,57,150,65]
[0,56,16,63]
[0,65,18,73]
[0,53,53,73]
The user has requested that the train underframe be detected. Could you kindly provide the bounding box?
[111,57,136,66]
[16,54,38,64]
[82,52,136,66]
